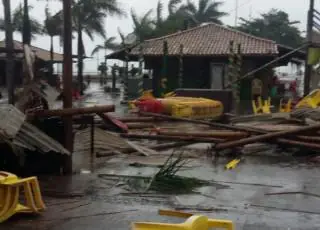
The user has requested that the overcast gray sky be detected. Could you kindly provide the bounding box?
[0,0,319,73]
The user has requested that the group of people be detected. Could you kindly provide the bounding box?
[251,75,299,109]
[270,76,298,100]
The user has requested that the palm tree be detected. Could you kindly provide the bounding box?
[131,8,154,41]
[91,37,120,56]
[71,0,125,94]
[168,0,183,15]
[43,5,63,79]
[152,0,187,37]
[181,0,227,26]
[2,0,14,104]
[0,4,43,39]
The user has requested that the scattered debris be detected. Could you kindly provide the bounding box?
[264,191,320,198]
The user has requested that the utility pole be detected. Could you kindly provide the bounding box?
[235,0,239,26]
[304,0,315,96]
[2,0,14,104]
[62,0,73,174]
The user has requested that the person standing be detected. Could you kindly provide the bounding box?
[86,75,91,86]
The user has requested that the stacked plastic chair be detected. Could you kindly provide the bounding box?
[0,171,46,223]
[252,96,271,114]
[132,209,234,230]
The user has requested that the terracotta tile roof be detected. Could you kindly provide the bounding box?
[131,23,278,57]
[0,40,64,62]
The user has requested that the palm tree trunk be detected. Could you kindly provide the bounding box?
[23,0,31,45]
[50,35,54,81]
[77,22,84,95]
[2,0,15,104]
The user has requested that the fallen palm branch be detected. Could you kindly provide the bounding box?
[146,152,209,193]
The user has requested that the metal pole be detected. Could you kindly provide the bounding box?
[234,0,239,26]
[2,0,14,104]
[62,0,73,175]
[304,0,315,96]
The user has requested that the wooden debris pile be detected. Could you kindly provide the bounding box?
[73,107,320,163]
[113,111,320,157]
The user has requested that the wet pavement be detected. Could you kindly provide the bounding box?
[4,152,320,230]
[2,83,320,229]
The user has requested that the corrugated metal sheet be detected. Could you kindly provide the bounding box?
[0,105,69,155]
[0,104,25,137]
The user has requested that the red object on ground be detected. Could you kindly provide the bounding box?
[137,99,164,113]
[72,90,80,100]
[99,113,128,133]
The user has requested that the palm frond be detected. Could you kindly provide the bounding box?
[156,0,164,26]
[131,8,140,28]
[168,0,182,15]
[91,45,104,56]
[198,0,210,16]
[140,9,154,27]
[117,27,126,43]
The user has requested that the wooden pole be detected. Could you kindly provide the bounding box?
[235,43,242,114]
[138,44,144,96]
[23,0,31,45]
[178,44,184,88]
[122,46,129,103]
[139,111,320,150]
[160,40,168,96]
[215,123,320,150]
[62,0,73,174]
[304,0,315,96]
[227,40,235,90]
[227,43,308,88]
[121,133,224,143]
[28,105,115,117]
[157,130,248,139]
[139,111,261,132]
[77,14,84,95]
[2,0,14,104]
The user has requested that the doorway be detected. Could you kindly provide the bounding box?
[210,63,225,89]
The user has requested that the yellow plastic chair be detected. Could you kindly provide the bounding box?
[262,97,271,114]
[0,171,46,223]
[132,210,234,230]
[280,99,292,112]
[158,210,234,230]
[296,89,320,109]
[252,97,271,114]
[0,186,20,223]
[132,215,208,230]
